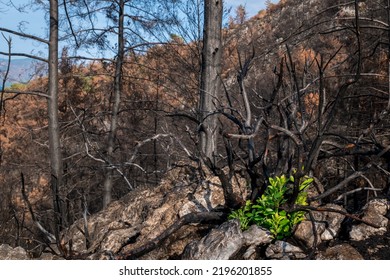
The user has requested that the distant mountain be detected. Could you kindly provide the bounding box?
[0,58,46,88]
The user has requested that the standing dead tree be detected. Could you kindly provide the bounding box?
[199,0,223,161]
[0,0,66,254]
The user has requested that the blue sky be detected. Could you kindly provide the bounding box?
[226,0,270,16]
[0,1,275,59]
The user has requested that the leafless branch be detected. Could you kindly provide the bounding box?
[289,205,382,229]
[2,90,50,99]
[0,51,48,63]
[310,171,363,201]
[0,34,12,115]
[269,124,303,147]
[336,187,381,201]
[224,117,264,140]
[63,0,79,48]
[0,27,49,44]
[20,173,56,244]
[126,133,171,164]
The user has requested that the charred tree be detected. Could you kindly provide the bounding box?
[199,0,223,160]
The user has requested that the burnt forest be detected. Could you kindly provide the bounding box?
[0,0,389,260]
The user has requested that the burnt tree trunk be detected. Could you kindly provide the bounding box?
[103,0,125,208]
[199,0,223,160]
[48,0,65,239]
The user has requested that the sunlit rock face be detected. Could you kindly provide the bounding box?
[62,165,247,259]
[350,199,389,242]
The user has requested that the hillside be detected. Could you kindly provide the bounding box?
[0,0,389,260]
[0,58,45,88]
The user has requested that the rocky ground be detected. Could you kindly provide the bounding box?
[0,166,389,260]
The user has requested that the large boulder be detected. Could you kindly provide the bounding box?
[181,219,244,260]
[182,220,272,260]
[62,165,247,259]
[265,241,307,260]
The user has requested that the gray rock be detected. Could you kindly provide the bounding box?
[366,199,389,216]
[243,224,273,246]
[181,219,244,260]
[294,204,345,247]
[0,244,29,260]
[265,241,307,259]
[349,224,387,241]
[293,220,326,248]
[242,225,272,259]
[320,205,345,241]
[350,199,389,241]
[0,244,63,260]
[316,244,363,260]
[182,221,273,260]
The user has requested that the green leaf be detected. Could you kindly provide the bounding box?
[228,172,311,238]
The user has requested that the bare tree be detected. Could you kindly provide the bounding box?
[199,0,223,160]
[0,0,65,251]
[48,0,66,240]
[60,0,183,208]
[102,0,125,208]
